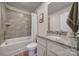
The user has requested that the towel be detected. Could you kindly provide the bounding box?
[67,2,78,33]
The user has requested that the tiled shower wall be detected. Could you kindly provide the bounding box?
[0,3,6,45]
[5,9,31,39]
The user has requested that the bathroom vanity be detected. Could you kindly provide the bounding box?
[36,35,77,56]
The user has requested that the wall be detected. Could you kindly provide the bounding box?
[4,8,31,39]
[78,3,79,23]
[35,3,50,36]
[0,3,6,45]
[78,3,79,32]
[49,6,72,32]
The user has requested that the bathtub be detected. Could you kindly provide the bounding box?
[0,36,33,56]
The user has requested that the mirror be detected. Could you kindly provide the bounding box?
[48,2,73,35]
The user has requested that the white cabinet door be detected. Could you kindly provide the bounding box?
[37,37,46,47]
[47,49,57,56]
[37,43,46,56]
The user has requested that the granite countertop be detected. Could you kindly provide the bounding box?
[38,35,77,49]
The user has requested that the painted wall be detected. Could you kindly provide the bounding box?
[35,3,50,36]
[4,8,31,39]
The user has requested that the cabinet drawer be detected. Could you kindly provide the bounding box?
[37,43,46,56]
[47,40,77,56]
[37,37,46,47]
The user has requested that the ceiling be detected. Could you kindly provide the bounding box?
[7,2,42,12]
[48,2,73,14]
